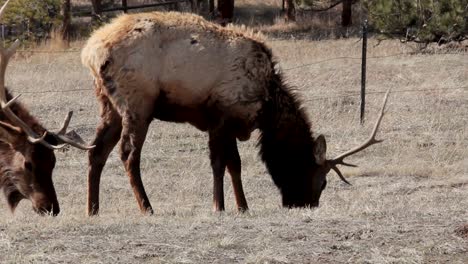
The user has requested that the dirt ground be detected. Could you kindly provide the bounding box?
[0,24,466,264]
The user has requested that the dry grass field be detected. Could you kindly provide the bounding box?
[0,8,467,263]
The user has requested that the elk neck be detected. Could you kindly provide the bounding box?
[257,71,318,191]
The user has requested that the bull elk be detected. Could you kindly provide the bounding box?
[0,0,93,215]
[81,12,389,215]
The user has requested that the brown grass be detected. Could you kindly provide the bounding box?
[0,33,467,263]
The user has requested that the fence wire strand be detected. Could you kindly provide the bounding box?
[20,88,93,94]
[42,85,465,131]
[10,45,467,131]
[283,52,467,71]
[16,49,81,53]
[305,86,467,101]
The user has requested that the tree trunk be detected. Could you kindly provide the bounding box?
[190,0,199,13]
[341,0,352,27]
[284,0,295,22]
[196,0,210,16]
[60,0,71,41]
[122,0,128,13]
[91,0,101,15]
[209,0,215,17]
[217,0,234,26]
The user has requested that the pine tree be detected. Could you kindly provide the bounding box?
[364,0,467,42]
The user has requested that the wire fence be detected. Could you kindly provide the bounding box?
[15,48,467,63]
[12,50,468,96]
[20,88,93,94]
[22,85,465,96]
[305,86,467,101]
[16,49,82,54]
[282,52,467,71]
[8,36,468,131]
[14,45,467,103]
[38,85,464,132]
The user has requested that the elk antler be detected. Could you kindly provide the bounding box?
[0,40,60,148]
[328,89,390,184]
[0,0,94,150]
[48,111,95,150]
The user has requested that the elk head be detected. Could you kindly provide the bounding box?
[283,90,390,208]
[0,0,94,215]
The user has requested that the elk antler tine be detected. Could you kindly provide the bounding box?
[0,0,12,20]
[0,39,20,62]
[57,111,73,135]
[2,94,21,108]
[329,89,390,164]
[331,166,351,185]
[6,40,20,58]
[26,131,47,144]
[54,133,96,150]
[340,161,358,167]
[48,143,69,150]
[368,90,390,144]
[40,142,69,150]
[50,110,95,150]
[28,132,68,150]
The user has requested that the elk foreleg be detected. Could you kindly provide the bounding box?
[209,130,227,211]
[226,138,248,212]
[120,112,153,215]
[87,97,122,216]
[209,131,248,212]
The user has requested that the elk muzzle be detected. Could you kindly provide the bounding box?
[30,192,60,216]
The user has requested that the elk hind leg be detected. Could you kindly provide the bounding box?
[120,110,154,215]
[87,96,122,216]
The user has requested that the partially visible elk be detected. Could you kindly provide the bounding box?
[81,12,389,216]
[0,0,93,215]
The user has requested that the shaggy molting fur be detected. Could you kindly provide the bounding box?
[258,71,322,207]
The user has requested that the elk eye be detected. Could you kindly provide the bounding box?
[24,161,33,172]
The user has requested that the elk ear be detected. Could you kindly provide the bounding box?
[0,121,22,144]
[313,134,327,165]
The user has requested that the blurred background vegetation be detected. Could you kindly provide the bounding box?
[0,0,466,45]
[364,0,467,43]
[0,0,62,41]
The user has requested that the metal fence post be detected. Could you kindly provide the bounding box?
[360,19,368,124]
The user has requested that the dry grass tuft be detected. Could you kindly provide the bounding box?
[42,29,70,50]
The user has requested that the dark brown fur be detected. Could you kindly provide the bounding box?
[258,71,326,207]
[0,89,60,215]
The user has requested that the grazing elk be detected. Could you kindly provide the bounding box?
[82,12,389,215]
[0,0,93,215]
